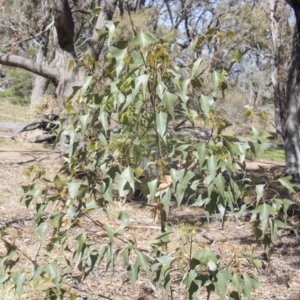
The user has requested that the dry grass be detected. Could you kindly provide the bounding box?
[0,100,30,123]
[0,93,297,300]
[0,140,299,299]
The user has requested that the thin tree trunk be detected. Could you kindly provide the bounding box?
[284,0,300,180]
[284,27,300,180]
[270,0,286,141]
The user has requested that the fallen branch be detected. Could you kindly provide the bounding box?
[33,134,56,143]
[16,118,57,135]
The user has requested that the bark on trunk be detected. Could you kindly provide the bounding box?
[284,27,300,180]
[284,0,300,180]
[30,34,50,110]
[270,0,286,141]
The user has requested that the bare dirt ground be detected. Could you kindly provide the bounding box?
[0,131,299,300]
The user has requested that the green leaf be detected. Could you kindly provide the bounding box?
[192,248,218,265]
[217,120,232,135]
[214,270,232,300]
[121,167,135,192]
[191,58,204,78]
[243,275,260,300]
[252,259,262,269]
[111,44,129,78]
[199,94,215,116]
[84,250,99,279]
[95,29,108,41]
[117,178,130,197]
[132,31,157,48]
[82,76,94,94]
[104,223,114,244]
[68,59,75,72]
[162,92,177,120]
[45,261,60,281]
[255,184,265,205]
[231,50,242,63]
[156,255,175,266]
[68,183,87,199]
[206,27,215,43]
[68,182,80,198]
[226,31,234,41]
[118,211,129,223]
[92,6,103,16]
[105,21,117,46]
[278,176,295,193]
[148,179,158,203]
[160,188,171,217]
[0,274,9,285]
[134,74,149,100]
[207,155,217,180]
[35,223,48,241]
[12,273,26,299]
[215,173,225,198]
[252,203,275,233]
[86,200,97,210]
[170,169,195,206]
[282,199,293,219]
[156,111,167,140]
[196,142,206,170]
[211,71,226,91]
[80,114,89,135]
[156,83,165,99]
[75,233,87,269]
[231,273,243,294]
[128,264,139,292]
[99,111,109,133]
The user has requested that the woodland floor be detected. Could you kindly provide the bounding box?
[0,128,299,300]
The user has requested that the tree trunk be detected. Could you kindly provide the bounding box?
[270,0,287,141]
[284,27,300,180]
[30,33,50,110]
[284,1,300,180]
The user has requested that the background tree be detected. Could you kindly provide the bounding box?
[284,0,300,180]
[269,0,292,140]
[0,0,118,110]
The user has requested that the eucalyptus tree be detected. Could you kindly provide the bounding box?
[284,0,300,180]
[0,0,118,110]
[269,0,292,139]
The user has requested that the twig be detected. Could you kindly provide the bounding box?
[1,20,54,48]
[34,134,56,143]
[148,280,162,299]
[173,119,187,131]
[16,118,57,134]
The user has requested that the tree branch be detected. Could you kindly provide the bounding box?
[1,21,54,49]
[0,53,59,82]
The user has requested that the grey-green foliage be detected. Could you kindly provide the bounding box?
[0,68,33,105]
[0,19,293,300]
